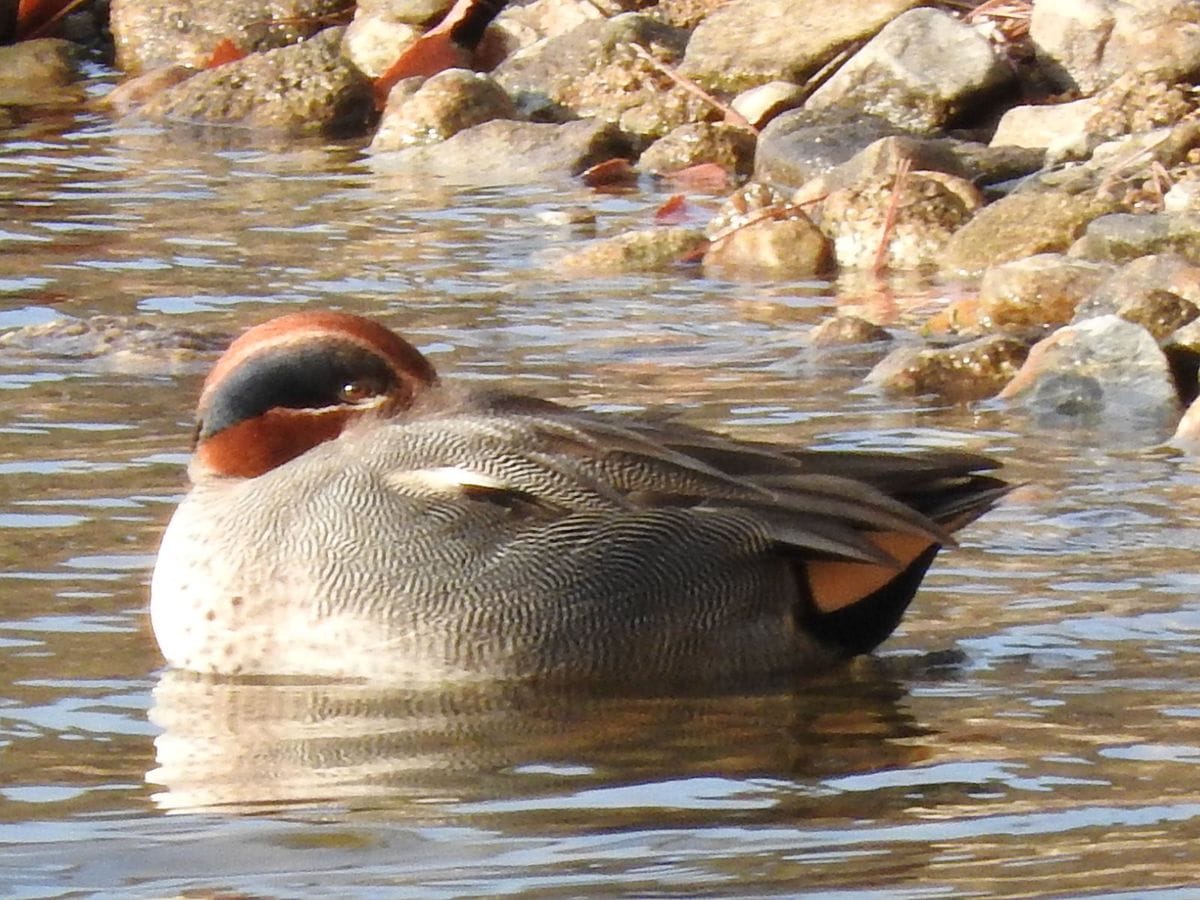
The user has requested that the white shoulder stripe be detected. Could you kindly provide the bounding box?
[384,466,508,495]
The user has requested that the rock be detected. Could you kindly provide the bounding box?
[941,189,1122,275]
[865,335,1029,402]
[0,315,224,373]
[102,65,197,115]
[1165,180,1200,213]
[493,13,709,141]
[730,81,804,129]
[638,122,756,176]
[809,315,892,347]
[558,226,707,273]
[998,314,1181,435]
[492,0,608,52]
[110,0,350,74]
[370,117,635,184]
[1069,213,1200,265]
[806,8,1012,134]
[1030,0,1200,95]
[370,69,515,150]
[137,28,375,137]
[704,182,789,238]
[794,135,1044,205]
[1073,254,1200,338]
[343,12,422,78]
[754,108,902,190]
[679,0,921,94]
[0,39,82,107]
[702,213,832,277]
[976,254,1113,332]
[1172,395,1200,449]
[991,96,1099,156]
[819,171,983,270]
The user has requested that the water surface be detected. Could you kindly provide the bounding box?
[3,98,1200,897]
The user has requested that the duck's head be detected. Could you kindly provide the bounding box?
[192,311,439,479]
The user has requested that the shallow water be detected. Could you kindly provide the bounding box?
[3,98,1200,897]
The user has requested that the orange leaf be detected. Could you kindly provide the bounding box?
[653,194,689,224]
[205,38,245,69]
[580,158,636,189]
[662,163,733,193]
[16,0,86,39]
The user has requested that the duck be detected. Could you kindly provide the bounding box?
[150,311,1009,684]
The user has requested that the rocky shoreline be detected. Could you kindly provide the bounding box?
[5,0,1200,446]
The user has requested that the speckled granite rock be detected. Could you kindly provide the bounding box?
[679,0,921,94]
[137,28,374,137]
[1069,212,1200,265]
[638,122,756,176]
[976,254,1113,332]
[1073,254,1200,338]
[809,315,892,348]
[806,8,1012,134]
[493,13,709,142]
[866,335,1029,402]
[754,109,902,191]
[820,171,983,270]
[110,0,352,74]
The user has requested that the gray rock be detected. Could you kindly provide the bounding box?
[754,108,902,191]
[558,226,708,273]
[999,314,1181,436]
[138,28,375,137]
[1031,0,1200,94]
[0,39,82,107]
[679,0,921,94]
[111,0,350,74]
[702,214,832,277]
[493,14,708,141]
[806,8,1012,134]
[941,189,1122,275]
[990,95,1099,156]
[1165,180,1200,213]
[370,117,634,184]
[865,335,1029,402]
[1069,213,1200,265]
[794,135,1044,205]
[371,68,515,150]
[1075,254,1200,336]
[0,315,224,373]
[977,254,1113,332]
[819,171,982,270]
[638,122,757,176]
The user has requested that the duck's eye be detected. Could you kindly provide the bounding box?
[338,377,387,404]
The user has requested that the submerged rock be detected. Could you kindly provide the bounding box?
[0,315,224,373]
[638,122,757,176]
[558,226,707,273]
[0,39,82,107]
[809,315,892,348]
[370,117,634,184]
[999,315,1181,436]
[702,213,832,277]
[866,335,1028,402]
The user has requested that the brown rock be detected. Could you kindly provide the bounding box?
[703,215,832,277]
[865,335,1029,402]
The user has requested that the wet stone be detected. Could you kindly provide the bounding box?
[705,183,790,239]
[702,214,832,278]
[809,315,892,348]
[820,171,983,271]
[865,335,1029,402]
[0,39,82,106]
[999,314,1181,437]
[137,27,375,138]
[371,69,515,150]
[1074,254,1200,339]
[977,254,1113,332]
[558,226,707,273]
[638,122,757,177]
